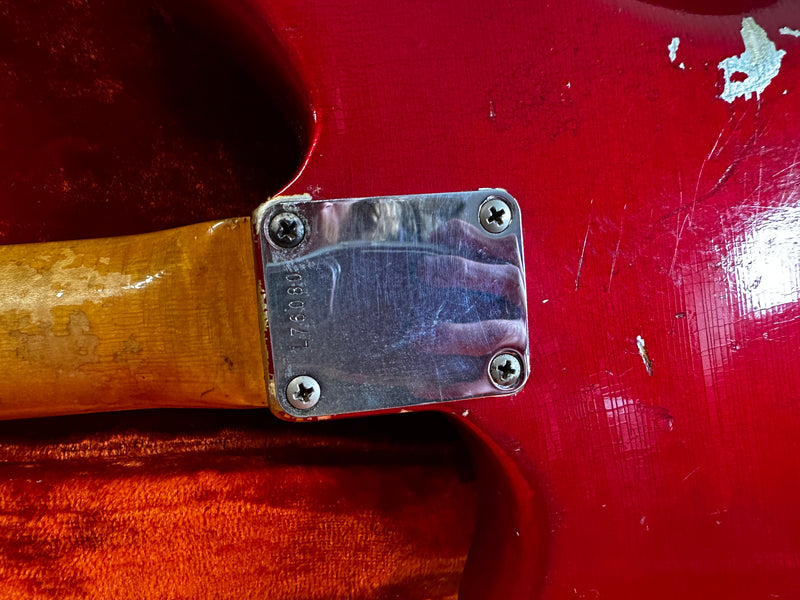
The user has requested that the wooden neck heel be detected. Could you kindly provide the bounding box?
[0,218,268,420]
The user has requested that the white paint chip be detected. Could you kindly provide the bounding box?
[679,62,685,70]
[668,37,680,63]
[779,26,800,38]
[718,17,786,103]
[636,335,654,376]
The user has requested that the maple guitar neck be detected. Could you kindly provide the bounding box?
[0,219,268,419]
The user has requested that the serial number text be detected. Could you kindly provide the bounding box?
[285,272,309,350]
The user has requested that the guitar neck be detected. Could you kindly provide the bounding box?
[0,219,268,419]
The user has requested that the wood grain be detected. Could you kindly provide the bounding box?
[0,219,268,419]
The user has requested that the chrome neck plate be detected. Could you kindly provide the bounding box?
[254,189,528,419]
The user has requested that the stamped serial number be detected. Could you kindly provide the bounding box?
[285,272,309,350]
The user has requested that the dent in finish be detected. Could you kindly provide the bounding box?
[718,17,786,103]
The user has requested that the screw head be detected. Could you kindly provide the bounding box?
[488,351,523,390]
[479,196,512,234]
[286,375,321,410]
[268,212,306,248]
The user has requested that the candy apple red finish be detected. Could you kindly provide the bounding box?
[201,0,800,598]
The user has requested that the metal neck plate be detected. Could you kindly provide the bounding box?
[255,189,528,419]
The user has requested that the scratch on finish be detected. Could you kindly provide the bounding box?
[693,114,734,207]
[636,335,653,376]
[772,140,800,188]
[575,200,592,290]
[718,18,786,103]
[758,117,764,205]
[681,465,702,483]
[669,172,687,277]
[670,214,689,277]
[608,204,626,290]
[773,159,800,179]
[780,27,800,38]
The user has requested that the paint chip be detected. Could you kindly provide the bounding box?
[640,515,650,532]
[668,37,680,63]
[636,335,654,376]
[779,26,800,38]
[718,17,786,103]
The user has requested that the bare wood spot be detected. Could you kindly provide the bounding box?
[11,310,99,369]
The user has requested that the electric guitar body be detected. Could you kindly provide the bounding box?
[0,0,799,598]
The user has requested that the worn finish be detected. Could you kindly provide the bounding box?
[0,219,267,418]
[718,17,786,102]
[1,0,800,599]
[202,0,798,598]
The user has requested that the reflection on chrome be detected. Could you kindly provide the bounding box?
[259,191,530,418]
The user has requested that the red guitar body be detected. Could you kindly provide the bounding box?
[240,0,800,597]
[1,0,800,598]
[238,0,800,597]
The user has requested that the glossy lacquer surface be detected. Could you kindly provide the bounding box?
[209,0,800,598]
